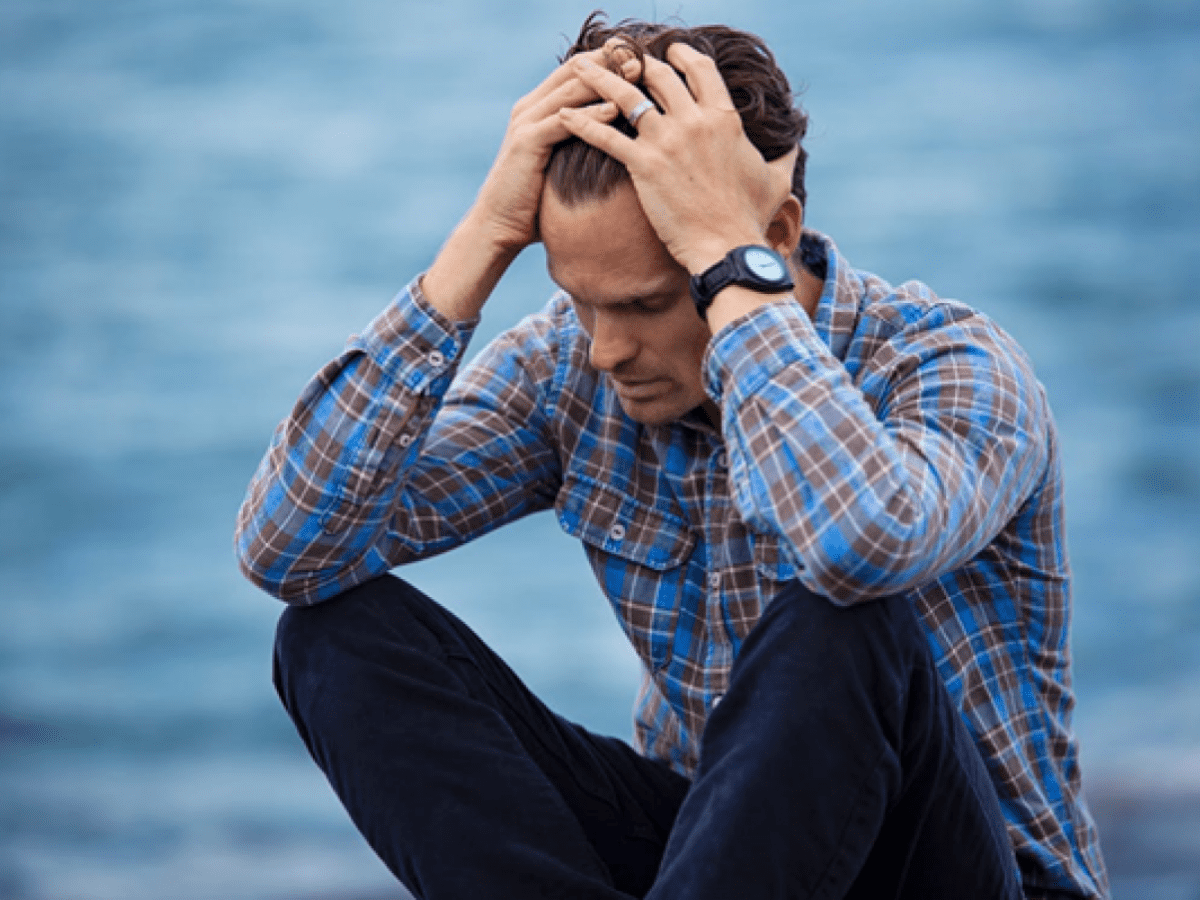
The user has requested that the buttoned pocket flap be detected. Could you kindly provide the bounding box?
[555,473,693,570]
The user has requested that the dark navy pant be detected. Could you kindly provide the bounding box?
[273,574,1022,899]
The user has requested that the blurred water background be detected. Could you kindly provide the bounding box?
[2,1,1198,898]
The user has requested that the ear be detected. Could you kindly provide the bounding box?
[764,193,804,259]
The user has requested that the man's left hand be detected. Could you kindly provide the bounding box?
[560,43,795,276]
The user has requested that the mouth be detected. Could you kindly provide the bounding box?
[612,377,670,401]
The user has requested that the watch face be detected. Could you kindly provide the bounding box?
[743,247,786,281]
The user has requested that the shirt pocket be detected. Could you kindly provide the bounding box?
[555,472,694,673]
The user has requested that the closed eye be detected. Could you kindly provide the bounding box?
[628,293,676,314]
[573,295,670,318]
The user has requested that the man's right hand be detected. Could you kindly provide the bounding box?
[422,47,628,323]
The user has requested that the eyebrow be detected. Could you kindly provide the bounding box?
[549,267,681,310]
[571,289,673,309]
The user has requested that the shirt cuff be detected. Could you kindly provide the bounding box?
[702,298,829,408]
[351,275,481,394]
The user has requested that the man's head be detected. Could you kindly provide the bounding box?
[546,13,810,210]
[540,15,810,427]
[543,179,717,426]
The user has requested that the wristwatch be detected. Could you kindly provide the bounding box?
[689,245,795,318]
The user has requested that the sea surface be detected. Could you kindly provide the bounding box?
[1,1,1198,898]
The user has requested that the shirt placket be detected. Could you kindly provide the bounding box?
[703,444,734,711]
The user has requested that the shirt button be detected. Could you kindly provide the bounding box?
[428,350,445,368]
[708,570,721,589]
[716,451,728,469]
[398,433,413,448]
[609,522,626,542]
[711,693,724,709]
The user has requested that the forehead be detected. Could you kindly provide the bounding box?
[541,182,685,307]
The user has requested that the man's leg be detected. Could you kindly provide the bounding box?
[648,582,1022,900]
[272,573,689,900]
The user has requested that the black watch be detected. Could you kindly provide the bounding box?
[689,245,794,318]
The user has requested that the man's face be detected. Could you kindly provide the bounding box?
[541,180,715,426]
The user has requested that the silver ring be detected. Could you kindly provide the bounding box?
[626,98,655,127]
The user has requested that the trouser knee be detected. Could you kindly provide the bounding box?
[276,572,442,668]
[760,581,925,654]
[733,584,927,713]
[272,575,450,742]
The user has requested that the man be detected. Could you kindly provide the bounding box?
[236,14,1109,900]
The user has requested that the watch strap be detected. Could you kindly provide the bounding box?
[689,245,794,317]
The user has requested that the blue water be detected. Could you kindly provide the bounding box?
[1,2,1198,898]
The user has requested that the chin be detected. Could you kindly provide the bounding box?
[618,398,691,426]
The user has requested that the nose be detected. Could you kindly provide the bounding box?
[588,310,639,373]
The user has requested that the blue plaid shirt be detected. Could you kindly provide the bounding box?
[237,233,1108,897]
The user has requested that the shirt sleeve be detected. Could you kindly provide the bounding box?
[703,287,1051,604]
[234,278,563,605]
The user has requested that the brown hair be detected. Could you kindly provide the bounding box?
[546,11,809,209]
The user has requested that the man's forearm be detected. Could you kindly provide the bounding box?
[422,209,520,323]
[705,292,1051,604]
[234,281,475,604]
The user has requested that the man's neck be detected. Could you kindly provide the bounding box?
[793,266,824,320]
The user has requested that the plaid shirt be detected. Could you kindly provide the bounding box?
[236,233,1108,897]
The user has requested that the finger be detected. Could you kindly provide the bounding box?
[558,105,638,164]
[601,36,643,82]
[523,44,637,115]
[528,100,618,149]
[520,73,603,125]
[665,42,736,110]
[573,57,663,128]
[625,97,657,130]
[639,54,697,113]
[511,46,611,119]
[577,99,620,124]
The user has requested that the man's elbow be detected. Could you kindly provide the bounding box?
[232,528,319,606]
[234,538,290,603]
[798,509,949,603]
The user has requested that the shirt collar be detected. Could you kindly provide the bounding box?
[804,229,864,363]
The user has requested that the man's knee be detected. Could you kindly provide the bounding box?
[276,578,377,673]
[275,572,436,655]
[709,581,938,780]
[745,582,927,681]
[272,574,441,711]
